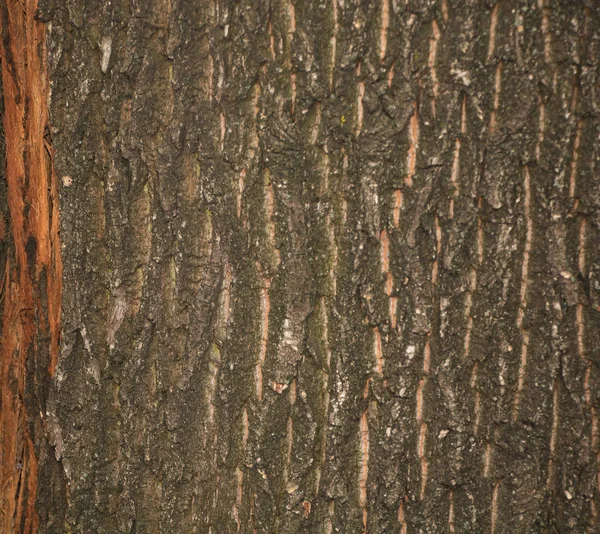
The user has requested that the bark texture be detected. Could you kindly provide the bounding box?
[2,0,600,532]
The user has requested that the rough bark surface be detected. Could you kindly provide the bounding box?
[2,0,600,532]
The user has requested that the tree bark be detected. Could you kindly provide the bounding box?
[1,0,599,532]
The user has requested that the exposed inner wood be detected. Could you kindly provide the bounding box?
[0,0,61,531]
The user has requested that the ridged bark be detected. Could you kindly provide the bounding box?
[2,0,600,533]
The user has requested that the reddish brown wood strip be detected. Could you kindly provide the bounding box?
[0,1,61,531]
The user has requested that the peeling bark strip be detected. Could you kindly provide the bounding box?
[0,0,62,532]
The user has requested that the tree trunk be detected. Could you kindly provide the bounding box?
[1,0,599,532]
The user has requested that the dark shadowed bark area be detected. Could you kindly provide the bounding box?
[1,0,600,532]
